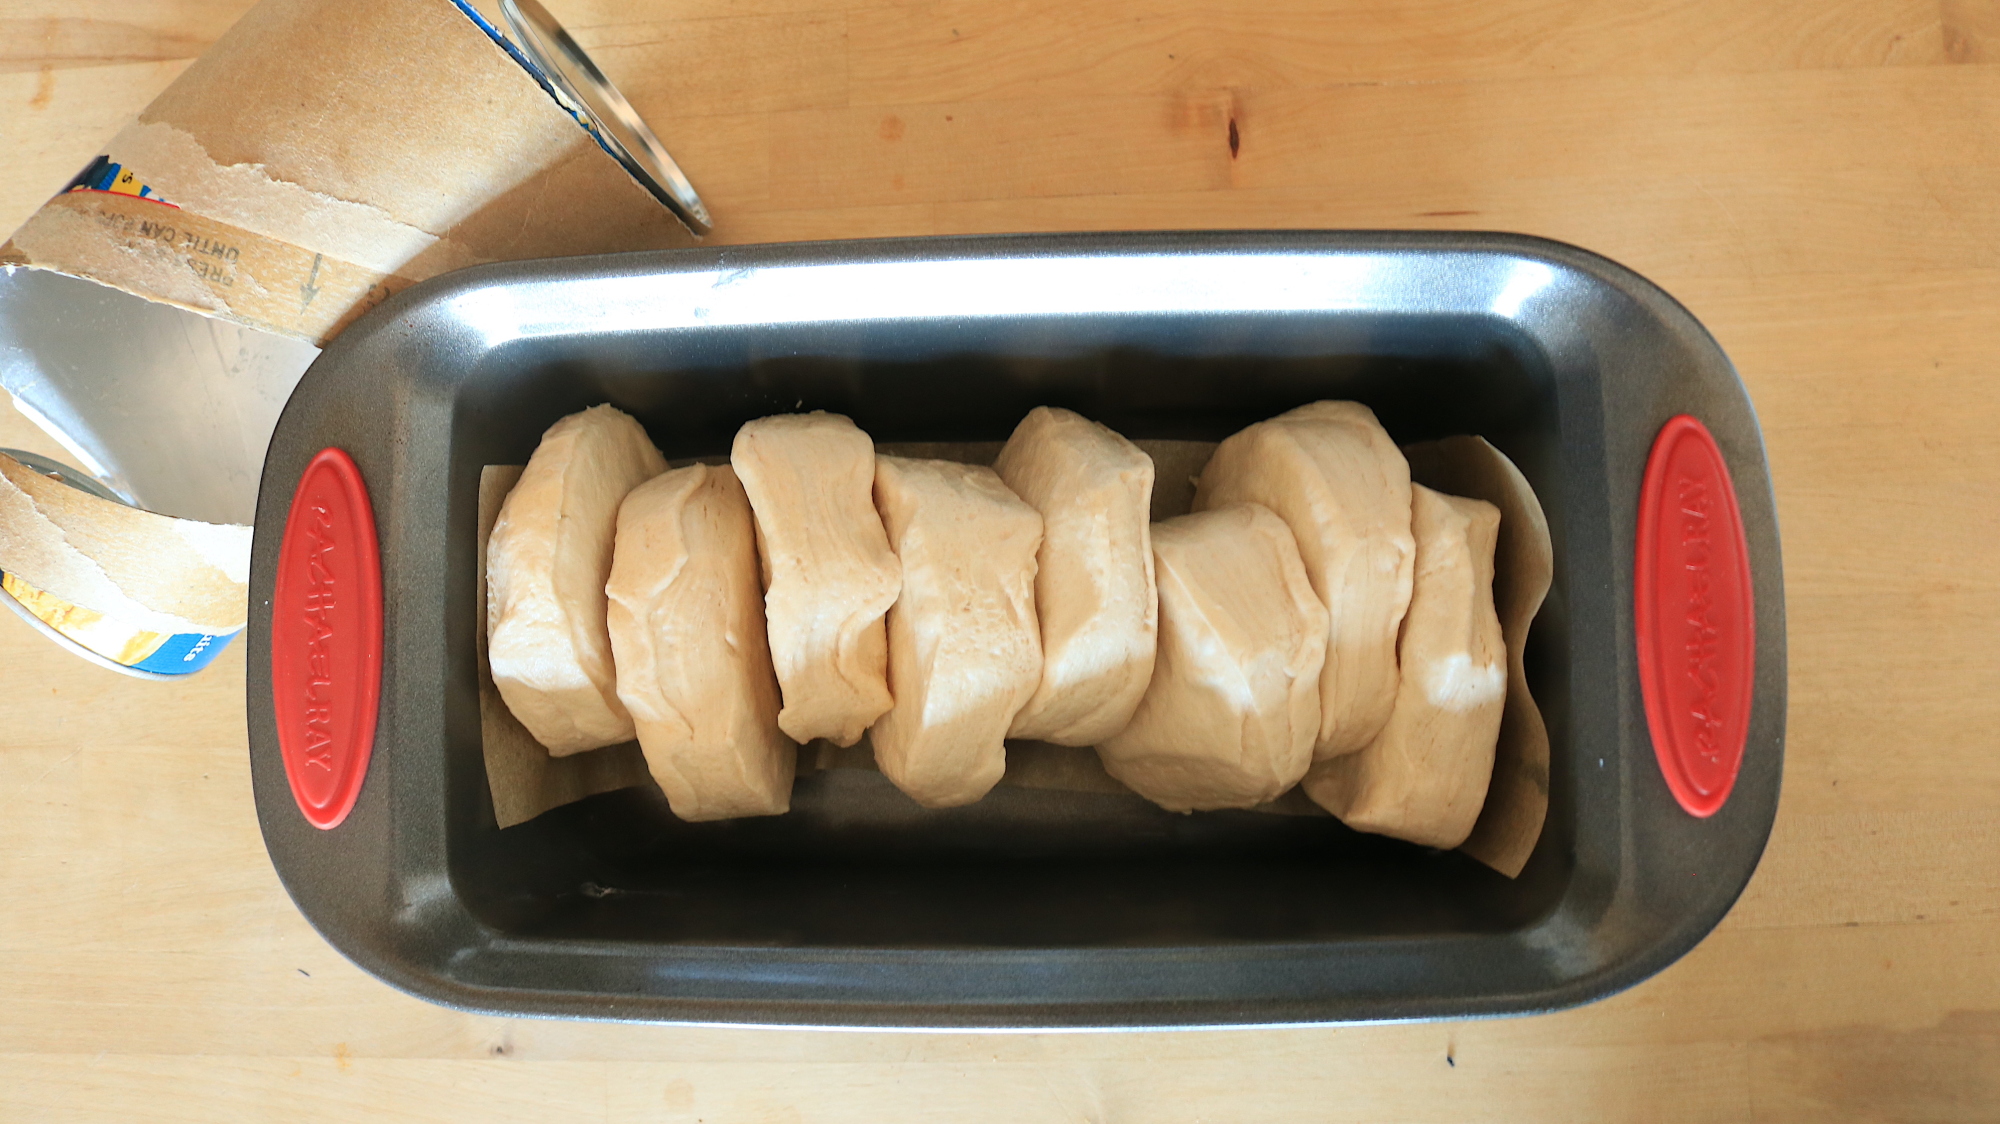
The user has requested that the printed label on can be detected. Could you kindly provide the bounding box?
[63,154,177,208]
[0,570,237,675]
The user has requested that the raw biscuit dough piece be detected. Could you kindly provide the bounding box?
[1193,401,1415,758]
[992,407,1158,745]
[732,412,902,747]
[488,404,667,754]
[1302,485,1505,848]
[1097,503,1328,813]
[607,464,795,821]
[870,456,1044,808]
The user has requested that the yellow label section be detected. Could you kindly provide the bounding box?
[2,571,169,667]
[107,168,152,198]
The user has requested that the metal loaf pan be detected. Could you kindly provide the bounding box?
[247,231,1785,1028]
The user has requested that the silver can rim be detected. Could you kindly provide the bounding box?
[500,0,714,236]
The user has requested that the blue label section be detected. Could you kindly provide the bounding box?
[131,629,240,675]
[65,155,119,193]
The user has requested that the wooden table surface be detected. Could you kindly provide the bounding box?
[4,1,1998,1120]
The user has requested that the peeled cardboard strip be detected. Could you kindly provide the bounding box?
[0,452,248,636]
[7,191,412,345]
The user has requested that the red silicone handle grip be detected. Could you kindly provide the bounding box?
[271,448,383,830]
[1634,415,1755,818]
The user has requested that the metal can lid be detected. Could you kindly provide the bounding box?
[500,0,713,236]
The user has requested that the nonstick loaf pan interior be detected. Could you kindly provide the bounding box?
[248,231,1785,1028]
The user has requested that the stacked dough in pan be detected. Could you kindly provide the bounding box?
[487,400,1508,849]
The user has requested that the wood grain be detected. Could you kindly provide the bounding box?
[0,60,188,237]
[2,0,1998,1118]
[0,3,244,73]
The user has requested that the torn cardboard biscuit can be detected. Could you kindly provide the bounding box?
[2,0,700,350]
[0,0,702,675]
